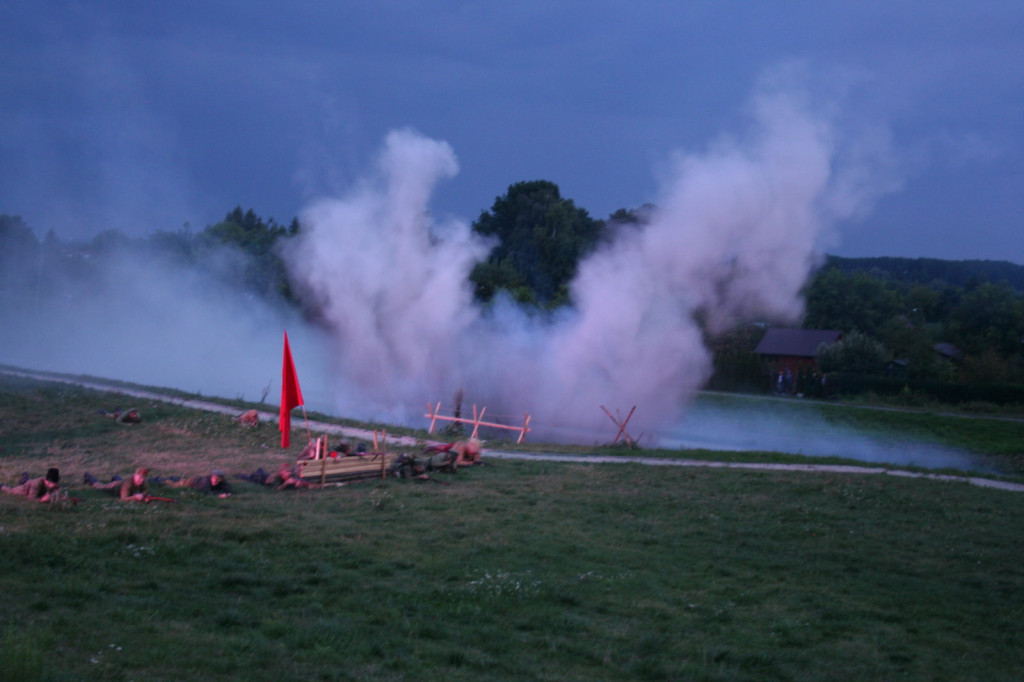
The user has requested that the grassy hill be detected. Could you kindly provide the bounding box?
[1,373,1023,681]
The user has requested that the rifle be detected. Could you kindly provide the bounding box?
[143,495,178,503]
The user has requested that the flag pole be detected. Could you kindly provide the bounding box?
[280,330,307,450]
[301,404,312,445]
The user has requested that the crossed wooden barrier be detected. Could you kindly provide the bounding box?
[601,405,638,448]
[425,402,532,444]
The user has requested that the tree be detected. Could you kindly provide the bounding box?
[198,207,295,301]
[879,317,945,380]
[803,267,903,337]
[705,324,768,391]
[89,229,139,254]
[816,331,890,375]
[905,283,942,325]
[202,206,289,258]
[0,215,40,297]
[470,181,604,307]
[949,282,1024,357]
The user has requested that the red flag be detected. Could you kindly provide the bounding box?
[280,331,304,448]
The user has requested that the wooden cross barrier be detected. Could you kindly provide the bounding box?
[372,429,388,479]
[601,405,637,447]
[425,402,532,444]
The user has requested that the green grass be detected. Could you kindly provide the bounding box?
[1,373,1023,680]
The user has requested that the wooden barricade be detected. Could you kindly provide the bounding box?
[295,432,394,485]
[601,405,637,447]
[425,402,531,443]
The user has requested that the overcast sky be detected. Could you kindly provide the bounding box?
[2,1,1021,263]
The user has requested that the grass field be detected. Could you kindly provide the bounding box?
[1,373,1023,681]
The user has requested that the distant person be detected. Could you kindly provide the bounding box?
[84,467,149,502]
[98,407,142,424]
[453,439,483,466]
[265,461,308,490]
[170,470,233,498]
[298,438,321,460]
[115,408,142,424]
[0,467,61,503]
[391,447,458,479]
[236,410,260,427]
[237,461,308,490]
[422,439,481,468]
[331,440,353,457]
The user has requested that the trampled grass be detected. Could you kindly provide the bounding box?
[1,374,1023,680]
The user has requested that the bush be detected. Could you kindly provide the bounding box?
[817,331,890,375]
[824,372,1024,406]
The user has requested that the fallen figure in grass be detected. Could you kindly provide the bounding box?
[422,438,483,467]
[84,467,177,503]
[237,461,310,490]
[390,438,483,481]
[165,470,233,498]
[84,467,149,502]
[389,451,454,481]
[96,406,142,424]
[0,467,62,503]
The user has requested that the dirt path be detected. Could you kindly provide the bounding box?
[483,450,1024,493]
[6,369,1024,493]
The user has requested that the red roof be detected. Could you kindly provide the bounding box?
[754,328,842,358]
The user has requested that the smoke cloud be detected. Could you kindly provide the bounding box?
[282,129,490,422]
[285,69,901,440]
[0,68,906,454]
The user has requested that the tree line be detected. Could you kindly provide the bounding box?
[0,208,299,308]
[3,180,1023,403]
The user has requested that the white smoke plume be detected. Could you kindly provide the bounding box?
[282,129,490,422]
[285,71,901,441]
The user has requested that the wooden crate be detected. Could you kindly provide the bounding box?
[296,453,394,484]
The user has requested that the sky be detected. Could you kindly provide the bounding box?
[2,1,1022,263]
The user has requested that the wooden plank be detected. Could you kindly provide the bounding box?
[296,459,391,474]
[424,402,532,442]
[296,454,395,482]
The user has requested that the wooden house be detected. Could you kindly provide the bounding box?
[753,328,842,377]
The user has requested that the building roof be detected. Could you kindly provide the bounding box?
[754,328,842,358]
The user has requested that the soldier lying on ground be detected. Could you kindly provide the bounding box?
[453,439,483,466]
[0,467,61,502]
[97,407,142,424]
[235,409,260,427]
[83,467,149,502]
[423,439,483,467]
[391,449,459,480]
[237,461,309,490]
[167,470,233,498]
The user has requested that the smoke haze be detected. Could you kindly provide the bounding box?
[286,69,901,439]
[662,399,983,472]
[0,239,334,409]
[1,68,924,463]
